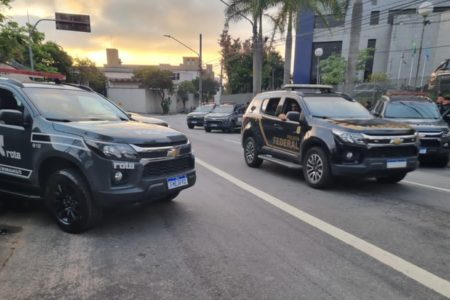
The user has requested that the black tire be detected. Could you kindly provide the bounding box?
[161,191,180,202]
[244,137,263,168]
[227,121,235,133]
[188,124,194,129]
[303,147,333,189]
[205,127,211,132]
[45,169,102,233]
[376,172,407,184]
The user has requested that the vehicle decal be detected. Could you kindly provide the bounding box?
[0,135,22,160]
[258,119,298,154]
[31,133,88,151]
[0,163,32,179]
[113,162,135,170]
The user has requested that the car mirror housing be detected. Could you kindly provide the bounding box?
[0,109,25,127]
[286,111,300,122]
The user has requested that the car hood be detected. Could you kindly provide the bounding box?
[205,113,232,118]
[53,121,187,146]
[132,115,168,126]
[187,112,209,118]
[320,118,415,135]
[385,118,449,132]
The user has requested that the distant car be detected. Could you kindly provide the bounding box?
[186,104,215,129]
[429,59,450,92]
[204,103,246,133]
[129,112,168,127]
[372,94,450,167]
[352,83,392,109]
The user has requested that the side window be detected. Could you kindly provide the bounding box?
[0,88,23,111]
[281,98,301,115]
[261,98,281,116]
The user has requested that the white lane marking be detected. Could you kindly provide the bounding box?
[196,158,450,298]
[224,139,240,145]
[404,181,450,194]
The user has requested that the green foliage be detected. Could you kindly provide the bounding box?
[191,77,220,100]
[0,21,27,63]
[356,48,375,71]
[69,58,107,94]
[368,72,390,83]
[0,0,12,23]
[133,66,174,114]
[319,54,347,85]
[177,80,196,110]
[263,50,284,89]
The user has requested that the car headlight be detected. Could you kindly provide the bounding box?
[332,129,365,145]
[85,140,139,161]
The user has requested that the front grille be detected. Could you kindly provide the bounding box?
[367,146,417,158]
[143,156,194,177]
[134,140,187,148]
[420,139,441,147]
[139,144,191,159]
[206,121,224,126]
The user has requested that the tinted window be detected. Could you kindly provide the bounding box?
[385,101,441,119]
[262,98,281,116]
[194,105,214,113]
[304,97,373,119]
[24,88,128,122]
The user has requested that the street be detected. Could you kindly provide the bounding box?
[1,113,450,299]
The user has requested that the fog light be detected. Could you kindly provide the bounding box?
[113,171,123,182]
[444,143,449,148]
[345,151,354,160]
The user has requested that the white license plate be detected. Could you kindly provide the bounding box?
[387,160,407,169]
[191,120,197,124]
[419,148,427,154]
[210,124,218,127]
[167,175,188,190]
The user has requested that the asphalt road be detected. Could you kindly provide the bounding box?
[1,114,450,299]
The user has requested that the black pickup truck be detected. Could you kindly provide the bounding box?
[241,85,419,189]
[0,78,196,233]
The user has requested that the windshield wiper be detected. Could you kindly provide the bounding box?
[46,118,72,122]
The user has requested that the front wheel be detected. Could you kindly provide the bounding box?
[244,137,263,168]
[303,147,333,189]
[205,127,211,133]
[45,169,102,233]
[188,124,194,129]
[376,172,407,184]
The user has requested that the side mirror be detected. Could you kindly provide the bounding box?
[0,110,24,127]
[286,111,300,122]
[299,112,307,126]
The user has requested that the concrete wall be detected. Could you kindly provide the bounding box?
[108,88,148,113]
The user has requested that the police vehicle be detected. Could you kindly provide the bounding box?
[372,92,450,167]
[0,77,196,233]
[241,85,419,189]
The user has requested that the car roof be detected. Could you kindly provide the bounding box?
[0,77,87,91]
[385,95,432,103]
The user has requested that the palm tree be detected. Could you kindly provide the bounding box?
[223,0,274,94]
[270,0,342,85]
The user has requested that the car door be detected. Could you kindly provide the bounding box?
[0,86,34,182]
[275,97,302,155]
[260,97,283,149]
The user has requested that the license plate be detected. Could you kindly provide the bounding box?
[211,124,218,127]
[238,117,243,122]
[167,175,188,190]
[191,120,197,124]
[419,148,427,154]
[387,160,407,169]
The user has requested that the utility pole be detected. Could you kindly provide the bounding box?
[199,33,203,104]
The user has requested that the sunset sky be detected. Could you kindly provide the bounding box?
[4,0,286,72]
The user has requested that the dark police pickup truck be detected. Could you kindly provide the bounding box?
[0,78,196,233]
[241,85,419,189]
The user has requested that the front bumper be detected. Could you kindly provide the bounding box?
[331,156,419,177]
[204,119,230,130]
[187,117,205,126]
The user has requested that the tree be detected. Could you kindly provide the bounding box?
[262,50,284,90]
[319,54,346,86]
[269,0,342,85]
[177,80,196,111]
[0,0,12,23]
[356,47,374,81]
[0,21,27,63]
[224,0,273,94]
[133,67,174,114]
[70,58,107,94]
[192,77,220,101]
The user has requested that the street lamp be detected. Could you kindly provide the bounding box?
[414,1,434,89]
[164,34,203,103]
[314,48,323,84]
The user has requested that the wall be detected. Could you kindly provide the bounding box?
[221,93,254,105]
[107,88,148,113]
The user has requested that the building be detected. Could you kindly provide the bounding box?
[293,0,450,88]
[101,49,214,114]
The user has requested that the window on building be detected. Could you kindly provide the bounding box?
[364,39,376,81]
[171,73,180,81]
[370,11,380,25]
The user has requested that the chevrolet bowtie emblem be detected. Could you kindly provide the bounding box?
[167,148,180,158]
[391,138,403,145]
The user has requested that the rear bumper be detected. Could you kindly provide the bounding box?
[331,156,419,177]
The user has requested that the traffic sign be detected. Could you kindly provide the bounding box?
[55,12,91,33]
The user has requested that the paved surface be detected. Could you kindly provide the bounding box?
[1,114,450,299]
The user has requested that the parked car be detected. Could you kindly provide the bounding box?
[242,84,419,189]
[429,59,450,92]
[0,78,196,233]
[129,112,169,127]
[204,103,246,133]
[186,104,215,129]
[372,93,450,167]
[352,83,393,109]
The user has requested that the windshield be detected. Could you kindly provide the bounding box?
[212,105,234,114]
[304,97,373,119]
[385,101,441,119]
[194,105,214,113]
[24,88,129,122]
